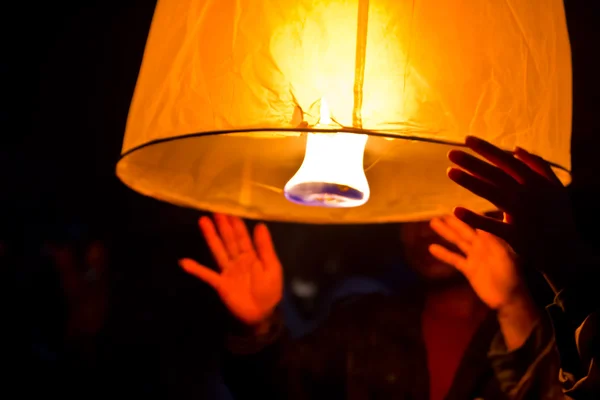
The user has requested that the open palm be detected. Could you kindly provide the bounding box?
[428,215,524,310]
[180,214,283,326]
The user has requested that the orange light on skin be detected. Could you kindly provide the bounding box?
[284,98,370,208]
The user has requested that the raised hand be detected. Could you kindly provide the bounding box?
[180,214,283,327]
[429,215,540,350]
[446,136,582,290]
[428,215,526,310]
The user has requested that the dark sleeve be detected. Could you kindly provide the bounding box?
[222,297,363,400]
[488,285,600,400]
[546,286,599,398]
[488,315,564,399]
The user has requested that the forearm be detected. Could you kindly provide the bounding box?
[490,287,600,399]
[489,310,562,399]
[546,287,600,397]
[497,292,541,351]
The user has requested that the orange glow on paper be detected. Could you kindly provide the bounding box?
[118,0,572,223]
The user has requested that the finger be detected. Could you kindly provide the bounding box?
[199,216,230,269]
[447,168,512,211]
[430,217,471,254]
[514,147,562,185]
[179,258,221,289]
[448,150,518,189]
[253,223,280,271]
[477,229,514,251]
[429,244,468,271]
[483,209,504,220]
[465,136,536,184]
[230,216,254,254]
[443,214,477,243]
[454,207,512,241]
[214,213,240,257]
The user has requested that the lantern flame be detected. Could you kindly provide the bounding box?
[283,99,370,208]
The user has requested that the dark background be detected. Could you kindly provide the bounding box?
[2,1,599,398]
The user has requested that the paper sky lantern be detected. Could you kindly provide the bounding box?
[117,0,572,223]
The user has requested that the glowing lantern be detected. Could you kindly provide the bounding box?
[117,0,572,223]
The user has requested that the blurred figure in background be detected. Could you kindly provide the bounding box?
[48,238,110,363]
[7,220,112,399]
[270,222,407,339]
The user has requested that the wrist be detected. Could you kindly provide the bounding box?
[496,291,539,319]
[496,291,540,351]
[250,315,274,335]
[243,308,279,336]
[230,309,277,336]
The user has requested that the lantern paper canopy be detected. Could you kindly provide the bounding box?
[117,0,572,224]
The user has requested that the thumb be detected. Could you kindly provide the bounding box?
[179,258,221,290]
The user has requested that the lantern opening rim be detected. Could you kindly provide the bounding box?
[119,128,570,176]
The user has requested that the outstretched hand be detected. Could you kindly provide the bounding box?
[429,215,527,310]
[179,214,283,326]
[447,136,582,290]
[429,215,540,351]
